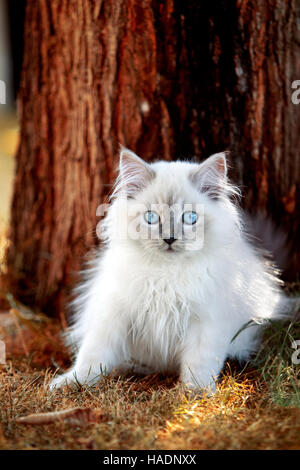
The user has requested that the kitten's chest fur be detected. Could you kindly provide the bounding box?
[122,265,198,372]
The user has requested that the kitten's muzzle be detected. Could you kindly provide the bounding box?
[163,237,176,246]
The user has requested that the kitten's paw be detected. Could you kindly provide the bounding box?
[181,371,217,396]
[184,381,217,399]
[49,370,79,391]
[49,368,104,391]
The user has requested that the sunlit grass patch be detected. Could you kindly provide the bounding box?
[156,368,300,450]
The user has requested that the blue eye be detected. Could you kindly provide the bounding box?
[144,211,160,224]
[182,211,197,225]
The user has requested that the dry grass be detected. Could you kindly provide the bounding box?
[0,308,300,450]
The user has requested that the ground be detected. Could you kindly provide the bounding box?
[0,292,300,450]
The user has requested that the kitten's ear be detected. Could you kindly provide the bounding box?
[190,152,229,198]
[117,148,154,197]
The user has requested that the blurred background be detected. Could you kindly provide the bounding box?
[0,0,25,238]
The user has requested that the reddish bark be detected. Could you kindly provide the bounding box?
[6,0,300,315]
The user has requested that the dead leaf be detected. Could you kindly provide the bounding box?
[15,407,104,425]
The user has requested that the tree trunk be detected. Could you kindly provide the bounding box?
[6,0,300,316]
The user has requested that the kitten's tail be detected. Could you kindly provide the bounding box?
[245,212,299,322]
[244,211,289,272]
[278,296,300,322]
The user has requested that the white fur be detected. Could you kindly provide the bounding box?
[50,149,289,393]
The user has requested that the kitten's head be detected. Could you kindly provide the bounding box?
[104,148,241,259]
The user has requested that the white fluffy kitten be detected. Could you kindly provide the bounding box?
[50,148,292,393]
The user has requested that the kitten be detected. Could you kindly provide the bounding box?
[50,148,294,393]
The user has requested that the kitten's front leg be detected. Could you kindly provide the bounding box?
[180,319,230,395]
[50,307,128,390]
